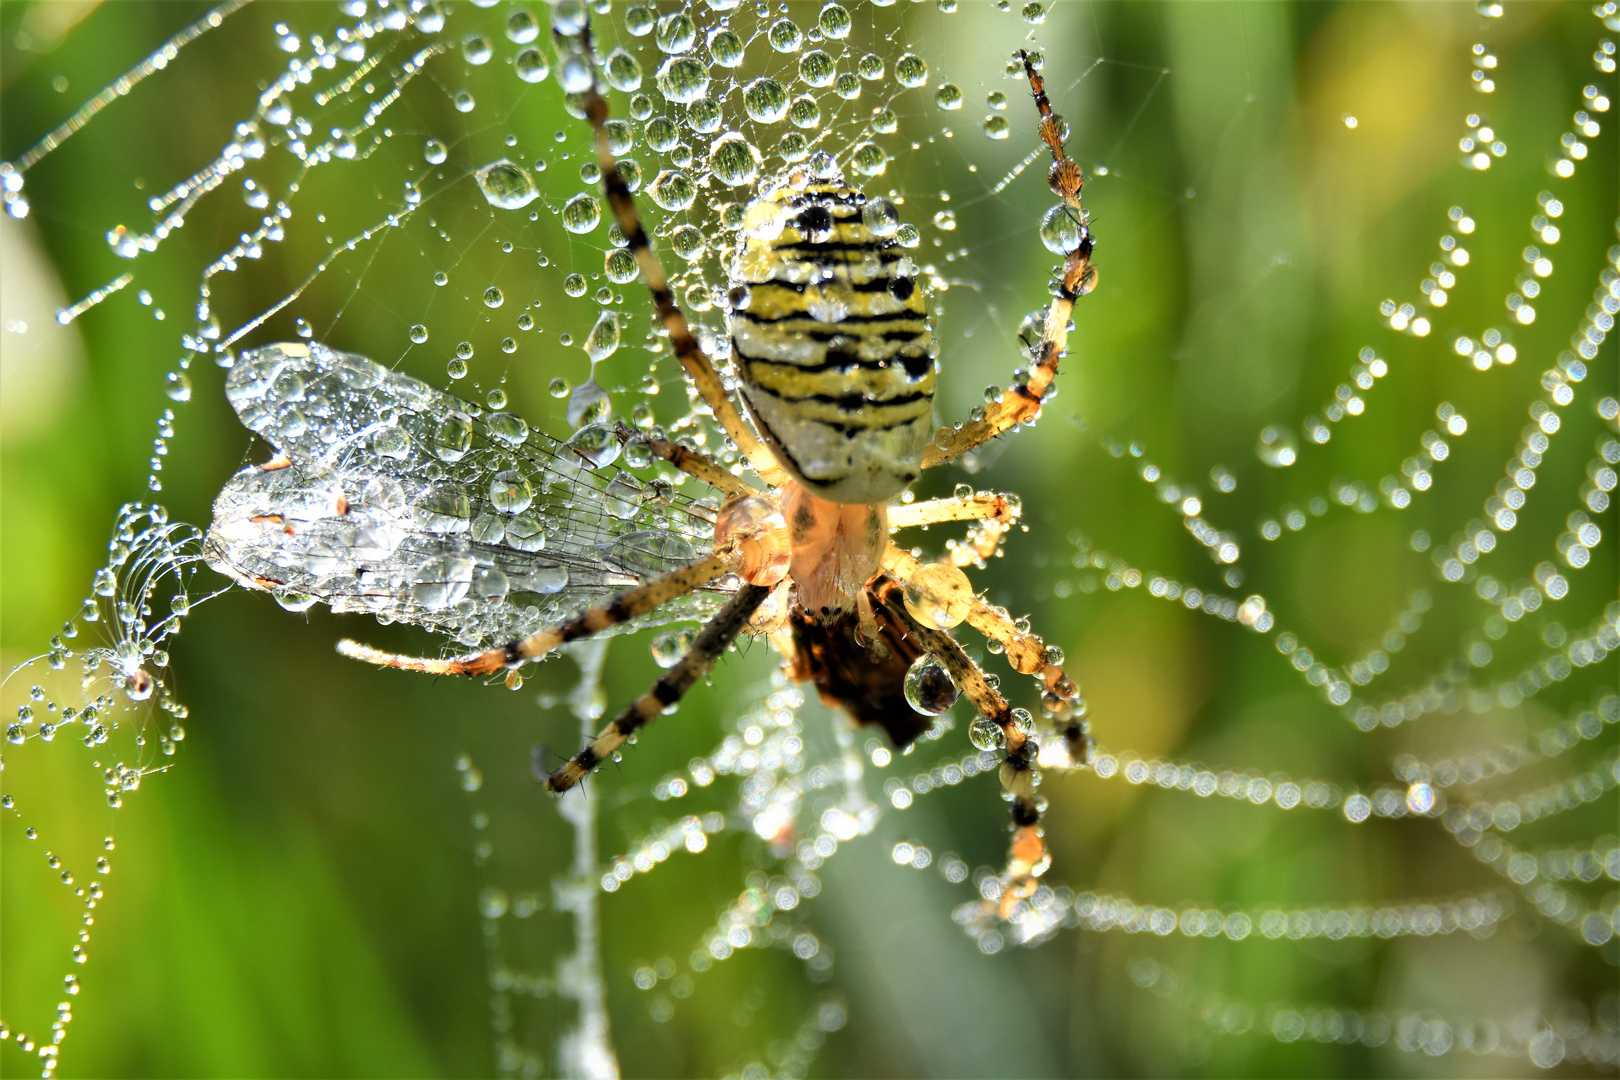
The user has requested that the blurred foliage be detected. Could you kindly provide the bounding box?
[1,2,1615,1077]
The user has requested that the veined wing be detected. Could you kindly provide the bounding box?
[206,342,729,649]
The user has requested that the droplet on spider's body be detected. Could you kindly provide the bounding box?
[650,627,697,668]
[903,654,958,716]
[902,563,973,629]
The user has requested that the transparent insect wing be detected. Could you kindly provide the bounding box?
[207,342,730,648]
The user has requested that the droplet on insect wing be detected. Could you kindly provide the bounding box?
[566,379,611,428]
[903,654,958,715]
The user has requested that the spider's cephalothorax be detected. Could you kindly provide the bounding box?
[727,183,937,506]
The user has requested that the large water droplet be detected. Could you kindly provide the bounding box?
[489,470,534,514]
[850,142,888,178]
[561,193,602,234]
[648,169,695,210]
[743,78,789,123]
[798,50,836,88]
[413,555,473,610]
[655,11,697,53]
[585,311,621,362]
[818,3,852,39]
[903,654,958,716]
[604,47,643,92]
[707,28,745,67]
[935,83,963,110]
[968,718,1005,751]
[862,197,901,237]
[983,115,1010,140]
[605,248,639,284]
[656,57,710,103]
[895,53,929,88]
[708,132,761,186]
[1040,204,1084,254]
[567,380,612,428]
[476,160,538,209]
[768,18,803,53]
[514,48,550,84]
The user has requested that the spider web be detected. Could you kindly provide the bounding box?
[1,1,1616,1077]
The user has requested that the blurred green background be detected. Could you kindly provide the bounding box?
[1,2,1615,1077]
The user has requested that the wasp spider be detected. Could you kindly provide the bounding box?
[341,29,1097,906]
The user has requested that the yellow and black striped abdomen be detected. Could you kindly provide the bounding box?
[727,184,936,505]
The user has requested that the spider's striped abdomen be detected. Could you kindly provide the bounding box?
[727,184,936,505]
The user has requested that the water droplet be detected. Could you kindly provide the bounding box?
[412,555,473,610]
[514,48,550,84]
[604,47,643,92]
[549,377,571,398]
[708,133,761,186]
[651,627,697,668]
[483,285,504,308]
[655,11,697,54]
[743,78,789,123]
[983,115,1010,140]
[625,1,656,36]
[850,142,888,177]
[788,95,821,129]
[768,18,803,53]
[486,388,508,409]
[819,3,852,39]
[409,324,428,343]
[453,90,476,113]
[433,271,449,286]
[645,117,680,152]
[903,654,958,715]
[490,470,534,514]
[476,159,539,209]
[1022,1,1046,23]
[656,57,710,103]
[798,49,836,88]
[561,193,602,234]
[568,423,621,467]
[447,357,468,379]
[895,53,929,88]
[935,83,963,110]
[707,28,745,68]
[862,197,901,237]
[584,311,622,362]
[648,169,696,211]
[164,372,192,402]
[968,718,1005,751]
[1040,204,1083,254]
[606,248,639,284]
[858,53,885,80]
[669,224,705,261]
[462,33,493,65]
[933,209,957,231]
[567,380,612,428]
[563,273,587,298]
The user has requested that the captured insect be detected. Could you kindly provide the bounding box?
[207,30,1098,906]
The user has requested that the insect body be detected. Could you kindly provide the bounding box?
[729,183,936,506]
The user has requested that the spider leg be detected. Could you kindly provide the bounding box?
[575,28,789,491]
[888,490,1020,564]
[547,583,772,792]
[869,579,1049,896]
[337,545,743,676]
[881,545,1088,765]
[615,422,760,500]
[922,50,1097,471]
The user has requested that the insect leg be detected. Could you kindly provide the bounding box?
[546,583,772,792]
[870,579,1050,900]
[337,547,743,676]
[921,49,1097,471]
[887,491,1019,531]
[616,422,760,500]
[574,28,789,491]
[882,545,1088,765]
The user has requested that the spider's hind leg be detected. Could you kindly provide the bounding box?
[871,579,1051,904]
[547,583,773,792]
[922,50,1097,471]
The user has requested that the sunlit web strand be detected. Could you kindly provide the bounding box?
[7,0,252,174]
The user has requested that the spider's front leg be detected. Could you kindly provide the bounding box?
[547,584,772,792]
[574,27,789,492]
[923,49,1097,471]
